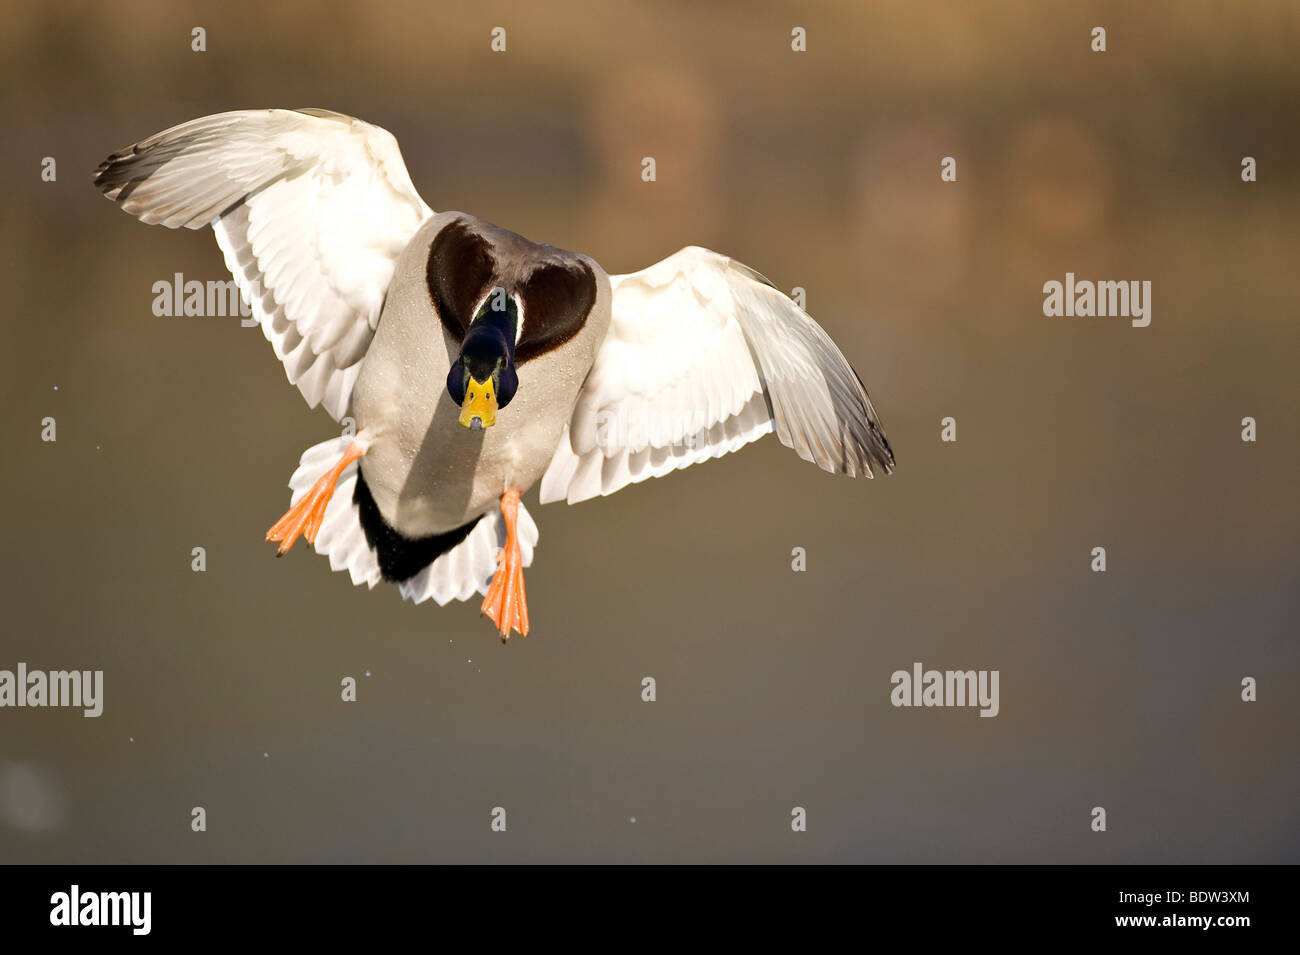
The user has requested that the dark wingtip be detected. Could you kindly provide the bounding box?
[91,150,131,196]
[873,427,896,474]
[846,365,895,477]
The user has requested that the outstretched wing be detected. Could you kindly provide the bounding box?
[94,108,433,420]
[540,246,894,505]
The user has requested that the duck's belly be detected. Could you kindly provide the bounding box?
[350,213,611,538]
[355,345,590,536]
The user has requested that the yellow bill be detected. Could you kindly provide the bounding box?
[459,375,497,429]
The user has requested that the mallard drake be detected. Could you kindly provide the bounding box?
[94,108,895,641]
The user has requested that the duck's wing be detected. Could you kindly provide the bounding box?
[94,108,433,420]
[540,246,895,505]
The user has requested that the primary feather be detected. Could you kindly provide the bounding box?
[93,108,433,419]
[541,246,894,504]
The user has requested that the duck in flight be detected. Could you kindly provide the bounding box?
[94,108,895,641]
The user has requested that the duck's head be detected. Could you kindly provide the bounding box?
[446,291,520,430]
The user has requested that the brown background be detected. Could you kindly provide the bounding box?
[1,0,1296,862]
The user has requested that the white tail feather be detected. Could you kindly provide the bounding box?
[285,436,539,606]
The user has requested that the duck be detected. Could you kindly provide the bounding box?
[94,108,895,641]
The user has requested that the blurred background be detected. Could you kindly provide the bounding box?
[1,0,1296,862]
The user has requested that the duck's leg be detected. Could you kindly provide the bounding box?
[266,432,373,555]
[481,488,529,641]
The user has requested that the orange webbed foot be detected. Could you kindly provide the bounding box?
[481,488,529,641]
[266,438,368,555]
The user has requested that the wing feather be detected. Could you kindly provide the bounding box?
[94,108,433,420]
[541,246,894,505]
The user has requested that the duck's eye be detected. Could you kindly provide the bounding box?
[485,391,491,399]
